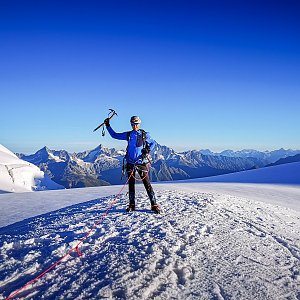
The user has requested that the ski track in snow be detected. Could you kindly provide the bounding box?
[1,190,300,300]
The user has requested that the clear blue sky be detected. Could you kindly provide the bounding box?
[1,0,299,153]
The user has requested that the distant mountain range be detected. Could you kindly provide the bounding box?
[17,145,300,189]
[266,154,300,167]
[197,148,300,164]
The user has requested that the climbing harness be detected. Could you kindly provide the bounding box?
[121,129,150,179]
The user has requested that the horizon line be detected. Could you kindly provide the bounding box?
[7,143,300,155]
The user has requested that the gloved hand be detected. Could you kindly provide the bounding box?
[104,118,110,127]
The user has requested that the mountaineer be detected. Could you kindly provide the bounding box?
[104,115,160,214]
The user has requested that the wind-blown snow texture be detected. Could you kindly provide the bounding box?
[1,161,300,299]
[1,183,300,299]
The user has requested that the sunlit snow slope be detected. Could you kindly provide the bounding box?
[191,161,300,184]
[0,161,300,299]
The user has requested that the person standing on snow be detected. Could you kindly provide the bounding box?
[104,115,160,214]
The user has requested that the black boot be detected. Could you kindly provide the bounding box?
[151,204,160,214]
[126,192,135,212]
[126,203,135,212]
[149,193,160,214]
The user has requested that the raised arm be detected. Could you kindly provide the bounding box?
[106,125,128,140]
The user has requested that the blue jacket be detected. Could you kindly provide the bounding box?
[107,126,156,164]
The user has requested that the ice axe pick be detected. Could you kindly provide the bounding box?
[93,109,118,133]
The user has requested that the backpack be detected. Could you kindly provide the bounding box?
[126,129,147,148]
[121,129,148,178]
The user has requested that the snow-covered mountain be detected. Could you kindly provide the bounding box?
[0,159,299,299]
[267,153,300,167]
[200,148,300,164]
[18,144,271,189]
[19,146,111,188]
[0,144,64,193]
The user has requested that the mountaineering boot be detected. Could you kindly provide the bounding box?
[149,192,160,213]
[126,192,135,212]
[151,204,160,214]
[126,204,136,212]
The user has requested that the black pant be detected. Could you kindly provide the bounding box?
[126,163,156,205]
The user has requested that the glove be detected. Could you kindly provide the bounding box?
[104,118,110,127]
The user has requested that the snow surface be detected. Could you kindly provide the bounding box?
[0,144,64,193]
[0,161,300,299]
[189,161,300,185]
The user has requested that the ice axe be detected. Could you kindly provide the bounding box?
[93,109,118,135]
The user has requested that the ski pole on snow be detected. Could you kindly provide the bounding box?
[93,109,118,133]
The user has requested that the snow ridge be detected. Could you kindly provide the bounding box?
[0,144,64,193]
[1,190,300,299]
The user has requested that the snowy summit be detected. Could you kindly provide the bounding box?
[0,159,300,299]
